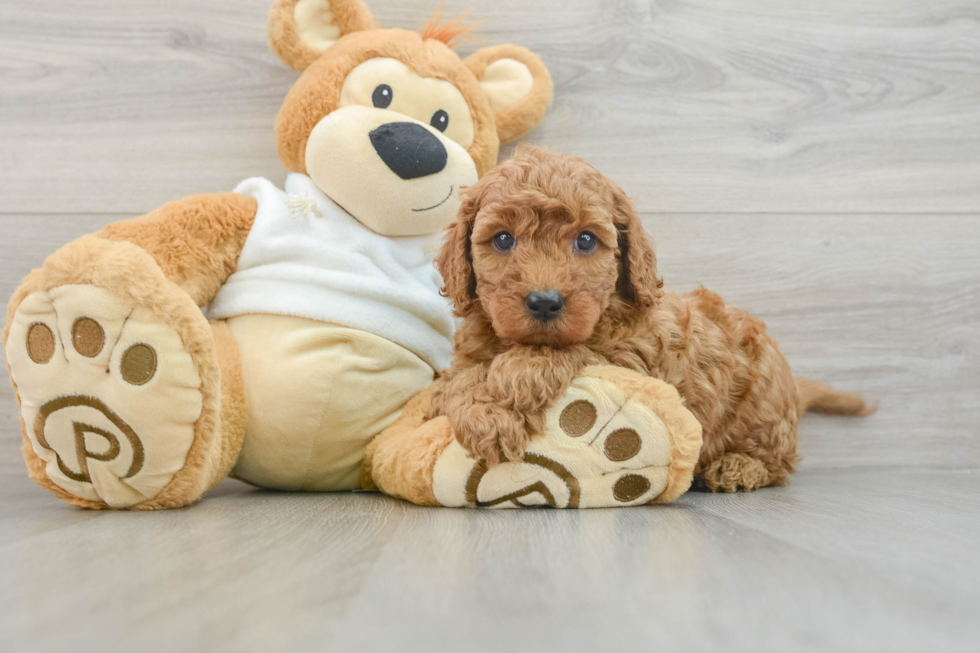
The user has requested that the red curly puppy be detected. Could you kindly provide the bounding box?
[429,146,871,492]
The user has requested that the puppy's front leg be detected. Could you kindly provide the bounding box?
[431,347,604,465]
[429,362,529,465]
[483,345,604,461]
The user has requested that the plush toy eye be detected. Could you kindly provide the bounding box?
[430,109,449,132]
[574,231,598,253]
[372,84,393,109]
[493,231,516,252]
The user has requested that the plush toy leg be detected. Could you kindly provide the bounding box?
[4,236,247,509]
[362,387,453,506]
[365,366,704,509]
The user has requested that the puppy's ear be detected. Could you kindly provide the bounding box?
[267,0,376,71]
[613,189,662,311]
[436,188,481,317]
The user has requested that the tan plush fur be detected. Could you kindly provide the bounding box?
[6,0,555,509]
[19,419,104,510]
[207,320,249,490]
[275,28,503,177]
[270,1,553,179]
[268,0,377,71]
[362,386,455,506]
[98,193,257,307]
[464,45,555,144]
[430,146,872,492]
[3,236,242,509]
[576,365,703,503]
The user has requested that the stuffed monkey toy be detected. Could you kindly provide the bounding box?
[4,0,702,510]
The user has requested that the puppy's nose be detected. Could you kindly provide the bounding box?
[525,291,565,323]
[369,122,448,180]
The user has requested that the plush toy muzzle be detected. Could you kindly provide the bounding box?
[305,104,478,237]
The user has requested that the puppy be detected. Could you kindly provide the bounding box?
[429,146,871,492]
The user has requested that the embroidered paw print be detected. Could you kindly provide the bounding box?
[6,285,203,507]
[433,372,684,509]
[558,398,652,501]
[546,385,672,505]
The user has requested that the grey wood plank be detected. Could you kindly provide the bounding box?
[3,213,978,470]
[2,0,979,214]
[692,468,980,599]
[0,454,976,653]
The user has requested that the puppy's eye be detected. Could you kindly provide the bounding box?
[493,231,516,252]
[430,109,449,132]
[372,84,393,109]
[574,231,598,253]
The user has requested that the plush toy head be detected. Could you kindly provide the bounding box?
[267,0,553,237]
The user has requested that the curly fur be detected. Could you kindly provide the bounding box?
[430,146,871,492]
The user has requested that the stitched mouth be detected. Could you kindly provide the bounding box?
[412,186,453,212]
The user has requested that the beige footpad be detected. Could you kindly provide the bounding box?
[432,366,703,509]
[6,284,204,508]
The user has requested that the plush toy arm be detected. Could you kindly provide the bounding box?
[97,193,257,307]
[427,361,524,465]
[368,366,704,509]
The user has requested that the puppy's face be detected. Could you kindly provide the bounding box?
[470,195,620,346]
[439,147,660,348]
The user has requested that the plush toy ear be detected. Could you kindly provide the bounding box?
[465,45,553,143]
[267,0,376,71]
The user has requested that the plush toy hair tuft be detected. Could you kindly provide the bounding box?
[418,8,483,48]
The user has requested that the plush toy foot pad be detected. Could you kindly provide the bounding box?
[432,366,703,508]
[7,284,205,507]
[4,237,222,509]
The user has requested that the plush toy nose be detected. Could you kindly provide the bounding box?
[525,291,565,323]
[369,122,448,180]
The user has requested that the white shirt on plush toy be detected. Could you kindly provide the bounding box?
[206,174,455,371]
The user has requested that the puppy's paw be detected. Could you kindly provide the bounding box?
[696,453,772,493]
[451,402,529,466]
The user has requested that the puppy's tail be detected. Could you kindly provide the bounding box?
[795,377,876,417]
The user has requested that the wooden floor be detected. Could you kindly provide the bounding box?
[1,1,978,651]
